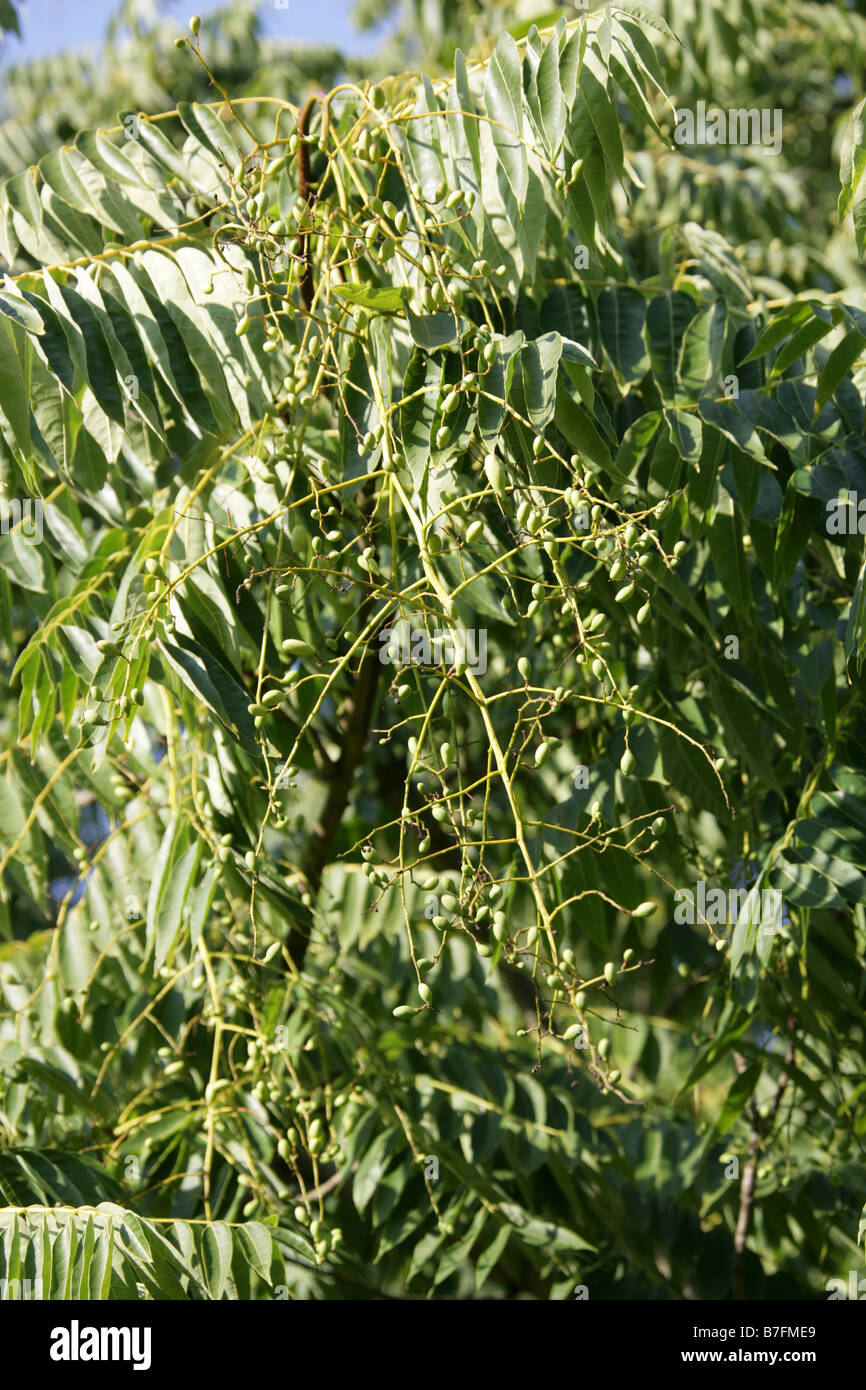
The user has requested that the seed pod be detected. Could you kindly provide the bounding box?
[620,749,636,776]
[532,435,545,458]
[484,453,507,497]
[575,991,587,1010]
[440,892,458,913]
[651,816,667,836]
[536,741,550,766]
[632,900,657,918]
[261,941,281,964]
[615,581,635,603]
[603,961,617,986]
[597,1037,610,1059]
[637,601,651,624]
[418,983,433,1005]
[392,1004,415,1017]
[262,689,284,709]
[418,835,431,854]
[281,638,316,658]
[465,519,483,544]
[164,1060,185,1076]
[518,656,531,681]
[190,15,201,35]
[608,1069,621,1085]
[525,926,538,948]
[622,948,634,965]
[563,1023,583,1041]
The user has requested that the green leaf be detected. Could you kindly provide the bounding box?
[484,34,527,210]
[522,331,562,429]
[200,1222,234,1300]
[333,284,412,314]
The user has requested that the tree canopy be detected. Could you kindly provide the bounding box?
[1,0,865,1301]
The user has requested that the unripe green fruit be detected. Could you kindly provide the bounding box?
[632,901,657,918]
[466,519,483,544]
[597,1037,610,1059]
[615,581,635,603]
[418,983,433,1005]
[620,749,636,776]
[622,948,634,965]
[282,638,316,658]
[608,1069,621,1085]
[651,816,667,836]
[190,15,201,36]
[603,961,617,986]
[518,656,531,681]
[536,741,550,765]
[563,1023,583,1041]
[484,454,506,497]
[637,601,651,624]
[575,991,587,1010]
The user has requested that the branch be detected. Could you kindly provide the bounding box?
[286,595,382,969]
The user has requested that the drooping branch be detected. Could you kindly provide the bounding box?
[296,92,322,316]
[286,594,382,970]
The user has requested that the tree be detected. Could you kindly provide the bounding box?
[0,1,865,1300]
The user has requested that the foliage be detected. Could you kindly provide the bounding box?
[1,0,866,1300]
[0,0,345,181]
